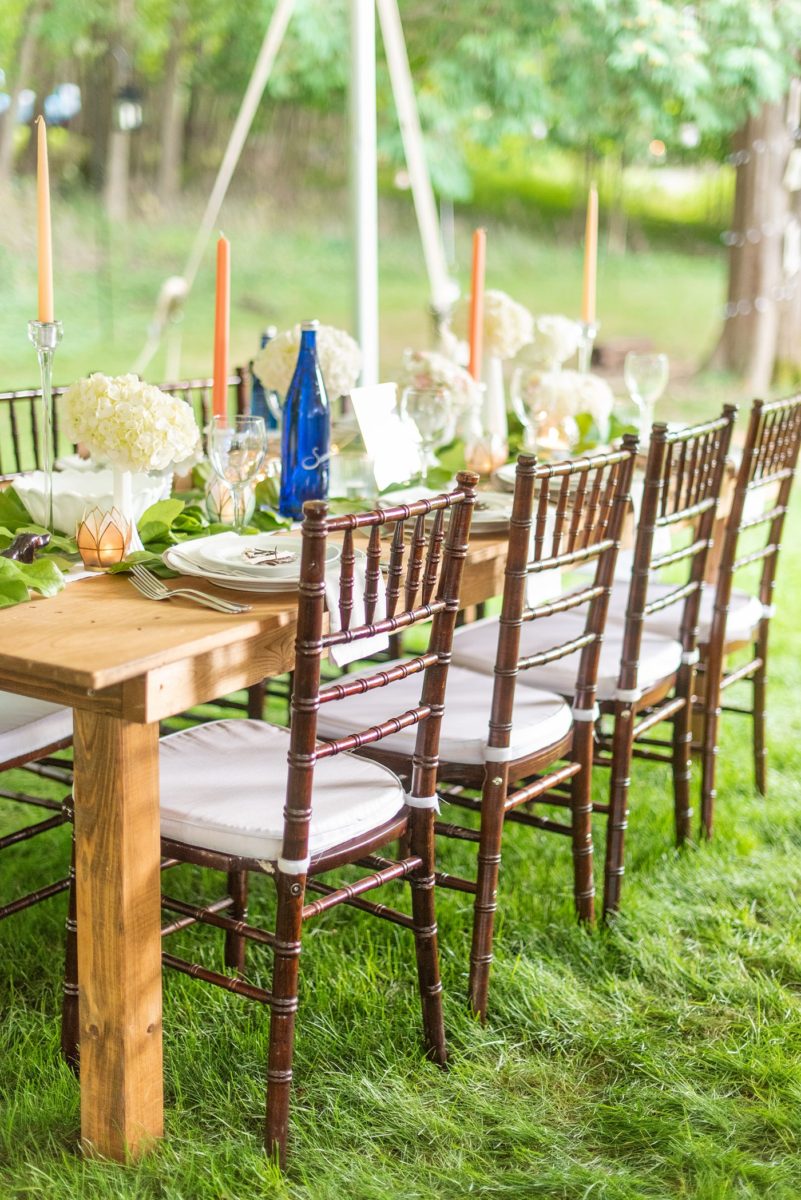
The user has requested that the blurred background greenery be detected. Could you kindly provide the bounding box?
[1,0,801,406]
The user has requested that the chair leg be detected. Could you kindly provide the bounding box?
[468,770,507,1021]
[408,809,447,1061]
[672,667,694,846]
[700,655,726,840]
[224,870,249,974]
[753,632,768,796]
[570,725,595,924]
[61,832,80,1072]
[247,681,266,720]
[603,706,635,920]
[265,872,304,1167]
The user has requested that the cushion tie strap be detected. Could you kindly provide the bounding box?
[484,744,517,763]
[404,792,440,812]
[572,703,599,723]
[762,603,776,619]
[277,854,311,876]
[614,686,641,703]
[681,648,700,666]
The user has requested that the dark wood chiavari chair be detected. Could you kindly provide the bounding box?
[450,409,737,918]
[695,396,801,836]
[314,443,638,1017]
[62,472,478,1164]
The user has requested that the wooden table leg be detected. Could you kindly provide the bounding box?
[72,710,163,1160]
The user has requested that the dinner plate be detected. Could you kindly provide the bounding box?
[470,491,514,530]
[174,533,339,580]
[189,533,339,581]
[164,538,355,594]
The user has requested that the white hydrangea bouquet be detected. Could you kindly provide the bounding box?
[399,348,479,414]
[61,373,201,550]
[450,288,534,360]
[253,324,362,398]
[525,314,583,369]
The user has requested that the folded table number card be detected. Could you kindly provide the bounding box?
[348,382,422,492]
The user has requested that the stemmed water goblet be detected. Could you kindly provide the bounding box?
[623,353,669,445]
[207,415,268,532]
[400,386,452,486]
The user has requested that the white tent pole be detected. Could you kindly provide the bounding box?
[350,0,380,385]
[183,0,296,292]
[376,0,454,318]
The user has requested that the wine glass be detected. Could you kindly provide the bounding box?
[400,386,452,485]
[624,353,669,444]
[208,415,268,532]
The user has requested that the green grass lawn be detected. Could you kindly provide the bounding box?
[1,489,800,1198]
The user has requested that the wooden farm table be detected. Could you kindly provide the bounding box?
[0,533,507,1161]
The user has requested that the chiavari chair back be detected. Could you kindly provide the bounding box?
[598,408,737,911]
[699,395,801,835]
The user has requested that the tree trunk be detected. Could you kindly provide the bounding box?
[104,0,135,222]
[0,2,44,186]
[776,84,801,383]
[711,101,791,392]
[157,8,188,210]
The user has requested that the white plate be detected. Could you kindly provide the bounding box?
[163,547,298,592]
[471,491,514,527]
[174,533,339,582]
[164,540,358,594]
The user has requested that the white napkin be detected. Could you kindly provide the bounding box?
[325,559,389,667]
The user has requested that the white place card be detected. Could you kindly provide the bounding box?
[348,382,421,491]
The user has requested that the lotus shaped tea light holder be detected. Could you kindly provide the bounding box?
[76,507,131,570]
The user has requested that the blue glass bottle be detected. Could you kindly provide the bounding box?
[250,326,279,430]
[279,319,330,519]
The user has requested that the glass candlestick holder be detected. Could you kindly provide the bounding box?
[27,320,64,533]
[577,320,598,375]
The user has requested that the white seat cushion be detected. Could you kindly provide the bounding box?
[451,614,682,702]
[159,720,406,861]
[0,693,72,766]
[314,663,573,766]
[603,581,764,645]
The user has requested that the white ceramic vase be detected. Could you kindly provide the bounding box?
[113,468,144,553]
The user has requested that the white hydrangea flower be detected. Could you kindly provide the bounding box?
[398,348,479,413]
[451,289,534,359]
[515,368,614,438]
[253,324,362,398]
[60,373,201,473]
[520,315,583,369]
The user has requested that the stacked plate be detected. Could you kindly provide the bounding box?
[163,533,341,593]
[380,486,513,534]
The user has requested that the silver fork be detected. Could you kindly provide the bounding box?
[129,564,252,614]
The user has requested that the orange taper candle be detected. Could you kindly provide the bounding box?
[212,233,230,419]
[581,185,598,325]
[36,116,54,323]
[468,227,487,381]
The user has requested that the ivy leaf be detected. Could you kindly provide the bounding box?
[0,488,32,530]
[0,555,65,607]
[250,508,293,532]
[254,475,281,510]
